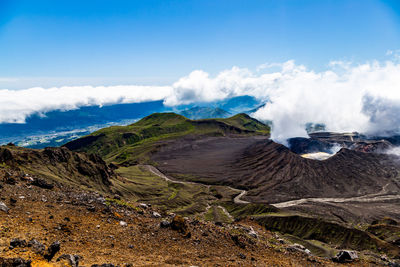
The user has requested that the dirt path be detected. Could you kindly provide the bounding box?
[145,165,400,209]
[217,205,234,221]
[231,189,250,204]
[143,165,248,204]
[271,183,400,208]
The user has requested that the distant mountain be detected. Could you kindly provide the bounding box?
[218,95,262,113]
[64,112,270,165]
[179,107,231,119]
[0,101,166,146]
[0,95,266,148]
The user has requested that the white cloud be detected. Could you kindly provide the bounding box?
[0,85,172,123]
[2,58,400,144]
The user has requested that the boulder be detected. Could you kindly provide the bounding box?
[332,250,358,263]
[28,239,46,255]
[0,201,9,213]
[152,212,161,218]
[139,203,148,209]
[171,215,188,233]
[160,220,170,228]
[248,227,258,239]
[0,257,31,267]
[31,178,54,190]
[57,254,80,267]
[10,238,27,248]
[44,241,61,261]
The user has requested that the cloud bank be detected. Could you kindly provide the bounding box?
[2,58,400,143]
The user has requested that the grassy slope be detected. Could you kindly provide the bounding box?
[114,165,212,215]
[64,112,270,165]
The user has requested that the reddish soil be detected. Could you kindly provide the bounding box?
[0,171,364,266]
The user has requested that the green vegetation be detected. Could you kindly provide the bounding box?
[204,205,233,224]
[282,234,337,257]
[64,112,270,165]
[255,214,400,257]
[113,165,212,215]
[221,202,279,219]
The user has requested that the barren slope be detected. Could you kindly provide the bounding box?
[152,138,400,203]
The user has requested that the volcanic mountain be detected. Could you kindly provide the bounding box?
[151,137,400,203]
[2,112,400,265]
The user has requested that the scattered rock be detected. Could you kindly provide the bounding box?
[10,238,27,248]
[215,221,223,226]
[0,257,31,267]
[139,203,148,209]
[238,253,246,259]
[31,178,54,190]
[119,221,127,227]
[20,174,34,182]
[152,211,161,218]
[44,241,61,261]
[231,234,246,249]
[160,220,170,228]
[5,175,16,185]
[28,239,46,255]
[9,197,17,204]
[171,215,188,234]
[87,206,96,212]
[248,227,258,239]
[57,254,80,267]
[0,201,9,213]
[5,177,16,185]
[286,243,311,255]
[332,250,358,263]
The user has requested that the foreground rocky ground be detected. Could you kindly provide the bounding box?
[0,169,378,266]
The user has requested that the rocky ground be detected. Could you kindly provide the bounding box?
[0,168,375,266]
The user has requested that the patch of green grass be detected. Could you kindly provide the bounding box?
[105,198,142,212]
[255,215,400,257]
[283,234,337,257]
[203,205,233,223]
[168,189,178,200]
[221,202,279,219]
[114,165,212,216]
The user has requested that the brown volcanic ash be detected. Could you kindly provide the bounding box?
[152,137,400,203]
[233,140,400,203]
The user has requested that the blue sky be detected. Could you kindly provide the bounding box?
[1,0,400,89]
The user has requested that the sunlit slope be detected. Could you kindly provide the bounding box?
[64,112,270,165]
